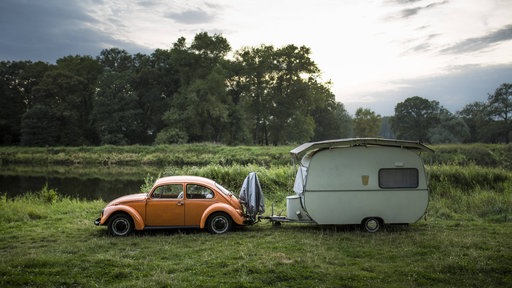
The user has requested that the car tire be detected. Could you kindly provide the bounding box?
[108,213,134,236]
[206,212,232,234]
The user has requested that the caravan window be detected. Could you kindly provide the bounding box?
[379,168,418,188]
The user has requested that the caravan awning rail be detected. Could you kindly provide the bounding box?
[290,138,434,160]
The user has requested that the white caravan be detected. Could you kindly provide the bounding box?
[268,138,433,232]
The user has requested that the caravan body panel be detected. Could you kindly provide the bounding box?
[301,145,428,225]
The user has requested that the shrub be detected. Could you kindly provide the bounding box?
[39,183,59,204]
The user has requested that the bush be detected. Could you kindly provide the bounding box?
[428,165,510,194]
[427,165,512,222]
[426,143,512,169]
[39,183,59,204]
[162,164,293,202]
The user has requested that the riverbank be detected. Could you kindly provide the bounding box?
[1,143,512,168]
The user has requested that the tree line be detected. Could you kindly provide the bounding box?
[0,32,510,146]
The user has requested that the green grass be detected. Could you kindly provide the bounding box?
[0,144,292,167]
[2,143,512,168]
[1,178,511,287]
[1,144,512,286]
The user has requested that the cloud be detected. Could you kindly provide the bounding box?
[388,0,448,19]
[0,0,150,63]
[441,24,512,54]
[165,8,216,24]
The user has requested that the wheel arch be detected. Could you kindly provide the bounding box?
[102,205,145,230]
[200,203,244,229]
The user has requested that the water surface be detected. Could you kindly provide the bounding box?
[0,164,163,201]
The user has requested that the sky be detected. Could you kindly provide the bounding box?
[1,0,511,116]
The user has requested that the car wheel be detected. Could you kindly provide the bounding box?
[362,217,382,233]
[206,212,232,234]
[108,213,134,236]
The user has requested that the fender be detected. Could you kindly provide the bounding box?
[200,203,245,228]
[100,205,145,230]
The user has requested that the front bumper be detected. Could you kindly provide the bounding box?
[94,217,101,226]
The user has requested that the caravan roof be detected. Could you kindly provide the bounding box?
[290,138,434,160]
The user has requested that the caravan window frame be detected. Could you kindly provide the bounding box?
[378,168,419,189]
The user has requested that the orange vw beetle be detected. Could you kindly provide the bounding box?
[95,175,253,236]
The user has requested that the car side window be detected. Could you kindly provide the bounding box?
[186,184,214,199]
[152,184,184,199]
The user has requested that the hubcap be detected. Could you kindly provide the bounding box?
[113,218,129,234]
[212,217,227,232]
[367,219,378,230]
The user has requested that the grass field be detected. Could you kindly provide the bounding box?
[1,144,511,287]
[1,178,511,287]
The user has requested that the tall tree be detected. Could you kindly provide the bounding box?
[391,96,442,142]
[234,44,332,145]
[98,48,133,73]
[458,101,495,143]
[311,98,352,140]
[158,33,233,143]
[20,105,60,146]
[56,55,103,144]
[0,61,52,145]
[234,45,275,145]
[131,52,174,144]
[487,83,512,143]
[24,70,92,145]
[427,109,469,144]
[268,45,321,145]
[353,108,381,137]
[92,71,144,145]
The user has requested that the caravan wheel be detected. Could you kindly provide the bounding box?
[362,217,382,233]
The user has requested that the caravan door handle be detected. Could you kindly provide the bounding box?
[176,201,184,206]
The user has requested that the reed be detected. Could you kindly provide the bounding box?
[2,143,512,168]
[0,144,292,166]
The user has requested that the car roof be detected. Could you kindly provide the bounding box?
[154,175,216,186]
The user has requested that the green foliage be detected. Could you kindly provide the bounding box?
[20,105,60,146]
[155,128,188,144]
[39,183,59,204]
[0,144,293,166]
[140,173,160,193]
[425,143,512,169]
[0,60,53,145]
[487,83,512,143]
[353,107,381,137]
[428,165,509,193]
[163,164,293,202]
[427,165,512,222]
[2,39,511,146]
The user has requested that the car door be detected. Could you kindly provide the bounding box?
[184,184,216,226]
[145,183,185,227]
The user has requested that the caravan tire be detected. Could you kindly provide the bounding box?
[362,217,382,233]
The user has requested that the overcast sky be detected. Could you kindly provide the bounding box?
[1,0,511,115]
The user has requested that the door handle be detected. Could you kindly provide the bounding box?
[177,201,184,206]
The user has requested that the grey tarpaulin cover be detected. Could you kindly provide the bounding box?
[239,172,265,219]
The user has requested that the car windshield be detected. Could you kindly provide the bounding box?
[215,183,234,197]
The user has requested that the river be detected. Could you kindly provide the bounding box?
[0,164,164,201]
